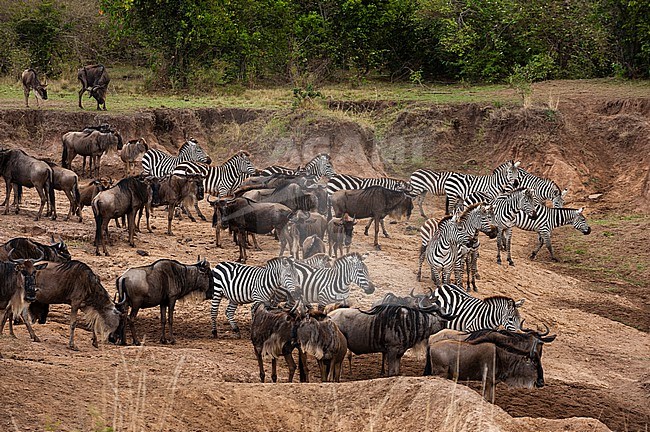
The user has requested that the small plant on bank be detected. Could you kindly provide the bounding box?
[292,84,323,109]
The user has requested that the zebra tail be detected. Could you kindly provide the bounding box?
[423,346,432,376]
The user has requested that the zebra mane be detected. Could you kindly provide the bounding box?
[483,295,515,305]
[457,203,483,221]
[519,168,561,189]
[492,160,515,173]
[333,252,362,264]
[465,328,529,342]
[222,151,250,165]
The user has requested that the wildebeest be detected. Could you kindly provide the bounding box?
[211,197,292,262]
[120,138,149,175]
[35,160,81,221]
[423,338,545,401]
[0,249,46,342]
[302,235,326,259]
[251,301,306,383]
[0,236,71,263]
[77,177,113,222]
[328,302,453,377]
[27,260,122,350]
[21,68,48,107]
[279,211,328,258]
[61,128,123,176]
[115,257,212,345]
[296,310,347,382]
[332,186,412,250]
[149,174,205,235]
[0,148,53,220]
[78,64,110,110]
[92,176,149,256]
[327,214,356,258]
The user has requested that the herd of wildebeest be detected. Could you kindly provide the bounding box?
[1,72,594,400]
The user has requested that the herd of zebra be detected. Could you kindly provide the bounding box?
[2,131,589,389]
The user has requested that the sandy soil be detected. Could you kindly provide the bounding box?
[0,159,648,431]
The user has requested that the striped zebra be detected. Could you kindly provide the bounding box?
[515,205,591,261]
[491,188,537,266]
[141,138,211,177]
[517,168,567,208]
[423,204,495,289]
[210,257,297,337]
[173,151,256,197]
[409,169,454,217]
[433,284,524,331]
[261,153,336,180]
[292,252,375,307]
[443,160,520,214]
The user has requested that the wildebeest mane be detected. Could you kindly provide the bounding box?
[116,176,149,204]
[361,304,435,350]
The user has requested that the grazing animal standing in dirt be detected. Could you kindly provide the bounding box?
[120,138,149,175]
[491,188,538,266]
[328,302,453,377]
[26,260,123,350]
[35,160,81,221]
[148,174,205,235]
[78,64,110,110]
[115,257,212,345]
[0,148,53,220]
[327,214,356,258]
[424,337,545,402]
[0,237,71,262]
[250,302,307,383]
[331,186,412,250]
[302,235,326,259]
[296,310,347,382]
[0,249,46,342]
[92,176,149,256]
[21,68,48,107]
[61,128,123,177]
[261,153,336,181]
[76,177,112,222]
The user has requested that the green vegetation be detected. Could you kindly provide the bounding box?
[1,0,649,89]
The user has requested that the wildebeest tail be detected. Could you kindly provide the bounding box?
[423,346,432,376]
[28,302,49,325]
[73,177,81,207]
[92,200,103,246]
[47,169,55,207]
[61,139,69,168]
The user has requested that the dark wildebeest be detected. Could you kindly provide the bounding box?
[241,182,317,212]
[302,235,326,259]
[36,160,81,221]
[296,310,347,382]
[21,68,48,107]
[328,302,453,377]
[371,288,432,308]
[92,176,149,256]
[78,64,110,110]
[148,174,205,235]
[332,186,412,250]
[0,148,53,220]
[423,337,546,402]
[211,197,292,262]
[327,214,356,258]
[25,260,123,350]
[77,177,113,222]
[115,257,212,345]
[279,211,328,258]
[0,249,46,342]
[61,128,123,177]
[120,138,148,176]
[250,301,307,383]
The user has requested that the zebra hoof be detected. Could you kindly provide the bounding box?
[529,254,537,260]
[508,261,515,267]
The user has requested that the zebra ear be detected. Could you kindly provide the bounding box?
[577,207,584,214]
[514,160,521,167]
[361,252,369,261]
[561,188,568,198]
[514,298,525,308]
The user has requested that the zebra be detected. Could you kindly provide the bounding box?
[422,204,496,289]
[210,257,297,337]
[292,252,375,307]
[261,153,336,180]
[515,205,591,261]
[433,284,525,331]
[140,138,211,177]
[326,174,413,234]
[409,169,454,218]
[491,187,538,266]
[516,168,567,207]
[443,160,521,214]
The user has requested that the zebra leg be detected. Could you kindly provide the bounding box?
[496,228,504,265]
[453,258,464,291]
[545,233,558,261]
[417,192,428,218]
[211,292,223,338]
[530,233,544,260]
[505,227,515,266]
[471,250,480,291]
[416,245,426,281]
[431,266,442,288]
[225,301,241,336]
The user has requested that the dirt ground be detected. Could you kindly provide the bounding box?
[1,83,649,431]
[0,176,647,431]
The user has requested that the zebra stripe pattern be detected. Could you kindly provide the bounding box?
[443,160,520,214]
[261,153,336,180]
[409,169,454,217]
[516,168,567,208]
[210,257,297,336]
[173,151,256,197]
[141,139,211,177]
[326,174,411,195]
[292,252,374,306]
[515,205,591,261]
[491,187,537,266]
[433,284,524,331]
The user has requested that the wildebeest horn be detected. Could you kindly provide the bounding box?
[539,323,550,336]
[114,291,128,306]
[207,196,218,206]
[32,248,45,263]
[409,287,416,297]
[7,248,25,264]
[50,234,56,243]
